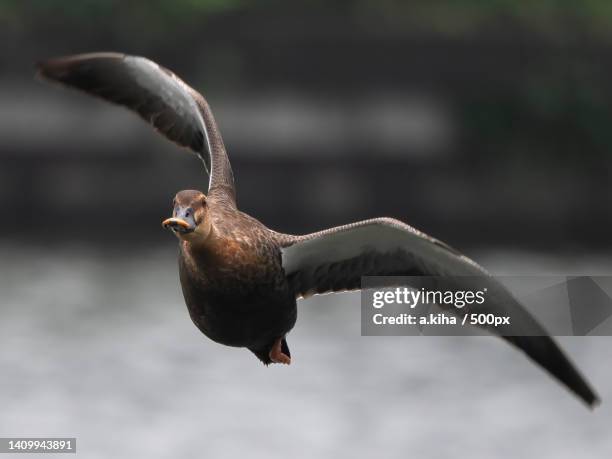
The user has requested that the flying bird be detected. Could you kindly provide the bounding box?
[37,52,599,407]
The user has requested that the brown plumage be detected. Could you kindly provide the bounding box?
[38,52,599,405]
[172,190,296,363]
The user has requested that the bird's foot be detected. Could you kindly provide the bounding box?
[269,337,291,365]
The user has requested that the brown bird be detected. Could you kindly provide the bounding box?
[38,52,599,406]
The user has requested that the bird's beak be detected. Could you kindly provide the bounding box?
[162,207,196,234]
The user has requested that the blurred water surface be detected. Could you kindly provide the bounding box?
[1,245,611,459]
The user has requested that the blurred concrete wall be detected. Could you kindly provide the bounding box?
[2,3,612,248]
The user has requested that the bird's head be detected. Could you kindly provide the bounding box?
[162,190,211,242]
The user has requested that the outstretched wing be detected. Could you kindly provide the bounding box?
[280,218,599,407]
[37,52,235,202]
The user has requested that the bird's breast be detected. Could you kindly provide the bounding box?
[177,238,295,347]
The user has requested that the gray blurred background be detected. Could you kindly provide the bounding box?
[1,2,612,458]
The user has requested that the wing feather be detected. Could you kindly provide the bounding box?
[280,218,599,407]
[37,52,234,200]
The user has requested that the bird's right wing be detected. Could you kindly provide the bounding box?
[280,218,600,407]
[37,52,235,202]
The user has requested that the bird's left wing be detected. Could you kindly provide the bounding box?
[281,218,486,296]
[279,217,599,407]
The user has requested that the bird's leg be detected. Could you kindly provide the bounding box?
[269,336,291,365]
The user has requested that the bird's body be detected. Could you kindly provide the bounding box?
[177,195,296,362]
[38,52,600,406]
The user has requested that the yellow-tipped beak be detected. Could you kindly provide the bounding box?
[162,217,190,229]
